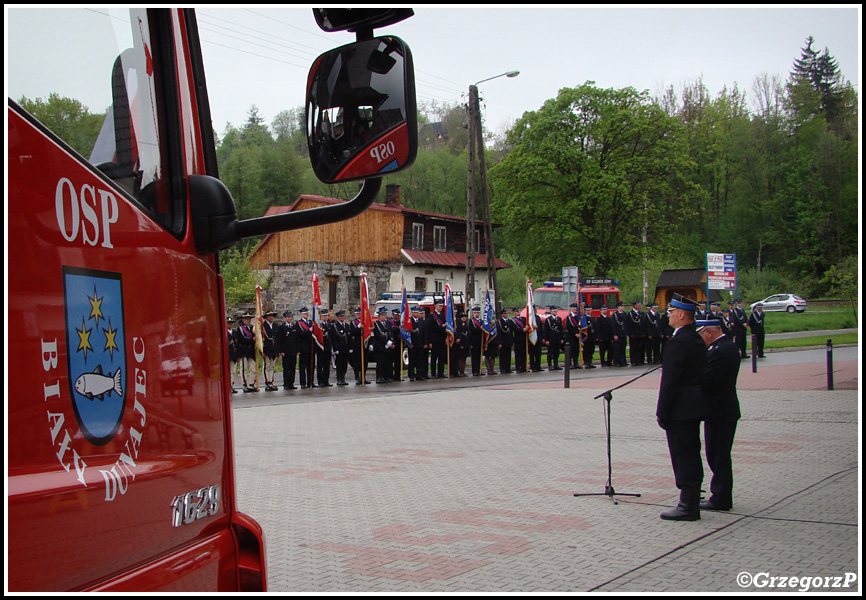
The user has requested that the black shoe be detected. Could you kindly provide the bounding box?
[700,500,731,511]
[660,487,701,521]
[231,388,238,394]
[243,386,256,393]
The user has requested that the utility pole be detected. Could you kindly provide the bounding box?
[464,71,518,313]
[465,85,478,306]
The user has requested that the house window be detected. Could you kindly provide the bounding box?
[414,277,427,292]
[412,222,424,250]
[433,226,447,251]
[435,279,445,292]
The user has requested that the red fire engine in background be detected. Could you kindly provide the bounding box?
[531,277,621,321]
[7,7,416,592]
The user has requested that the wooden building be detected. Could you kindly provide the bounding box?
[653,269,725,309]
[248,184,509,312]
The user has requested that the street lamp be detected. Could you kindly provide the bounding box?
[466,70,519,310]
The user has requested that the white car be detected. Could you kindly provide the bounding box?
[751,294,808,313]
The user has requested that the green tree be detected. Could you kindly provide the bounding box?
[221,244,270,304]
[490,82,700,277]
[18,93,105,157]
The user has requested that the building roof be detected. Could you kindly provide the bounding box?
[401,249,510,270]
[655,269,707,288]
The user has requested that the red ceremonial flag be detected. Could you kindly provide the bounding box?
[360,272,373,341]
[311,272,324,350]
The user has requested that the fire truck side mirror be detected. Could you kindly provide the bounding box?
[306,36,417,184]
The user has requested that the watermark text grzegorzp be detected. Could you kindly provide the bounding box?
[737,571,858,591]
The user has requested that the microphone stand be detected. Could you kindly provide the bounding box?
[574,364,662,504]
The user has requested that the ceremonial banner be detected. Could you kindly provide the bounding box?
[400,286,413,347]
[311,272,324,350]
[360,272,374,342]
[482,288,497,348]
[445,282,455,346]
[254,285,264,355]
[527,280,538,345]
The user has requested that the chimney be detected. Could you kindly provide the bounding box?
[385,183,401,207]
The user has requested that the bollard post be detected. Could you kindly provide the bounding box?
[826,339,834,390]
[752,335,758,373]
[564,343,571,388]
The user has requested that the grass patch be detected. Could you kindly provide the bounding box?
[762,306,857,334]
[764,332,858,350]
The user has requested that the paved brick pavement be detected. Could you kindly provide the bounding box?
[231,350,860,593]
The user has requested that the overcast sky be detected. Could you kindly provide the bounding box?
[196,5,861,137]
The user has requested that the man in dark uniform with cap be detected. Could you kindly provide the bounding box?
[331,310,351,385]
[317,309,333,387]
[565,303,583,369]
[262,310,280,391]
[296,307,315,388]
[580,302,597,369]
[468,307,485,376]
[426,300,448,378]
[748,303,766,358]
[349,308,370,384]
[373,307,394,383]
[595,305,613,367]
[697,316,741,512]
[695,300,709,322]
[611,302,628,367]
[279,311,298,390]
[644,303,662,365]
[543,306,564,370]
[731,298,749,358]
[234,313,257,392]
[510,307,527,373]
[227,316,239,393]
[656,294,708,521]
[408,306,428,380]
[496,308,513,374]
[627,300,645,366]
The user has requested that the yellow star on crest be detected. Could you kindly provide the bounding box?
[103,319,119,359]
[76,317,93,360]
[88,286,104,326]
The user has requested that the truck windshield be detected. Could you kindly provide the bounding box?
[7,8,180,233]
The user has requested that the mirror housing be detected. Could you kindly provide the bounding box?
[306,36,417,184]
[313,8,414,33]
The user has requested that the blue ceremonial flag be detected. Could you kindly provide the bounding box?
[482,288,497,340]
[399,286,413,347]
[445,282,455,346]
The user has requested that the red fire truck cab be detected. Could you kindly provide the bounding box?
[532,278,621,320]
[7,7,416,592]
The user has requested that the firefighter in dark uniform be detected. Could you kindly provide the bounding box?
[543,306,563,370]
[234,314,257,392]
[527,307,544,372]
[627,300,645,366]
[331,310,351,385]
[467,307,484,376]
[611,302,628,367]
[748,303,766,358]
[656,294,708,521]
[731,298,749,358]
[643,303,662,365]
[595,305,613,366]
[426,301,448,379]
[316,308,332,387]
[581,302,597,369]
[390,309,403,380]
[262,310,280,391]
[409,306,428,380]
[564,303,583,369]
[697,317,741,512]
[227,316,239,393]
[497,308,513,374]
[349,308,369,384]
[279,311,298,390]
[695,300,709,322]
[510,307,527,373]
[373,307,394,383]
[296,307,314,388]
